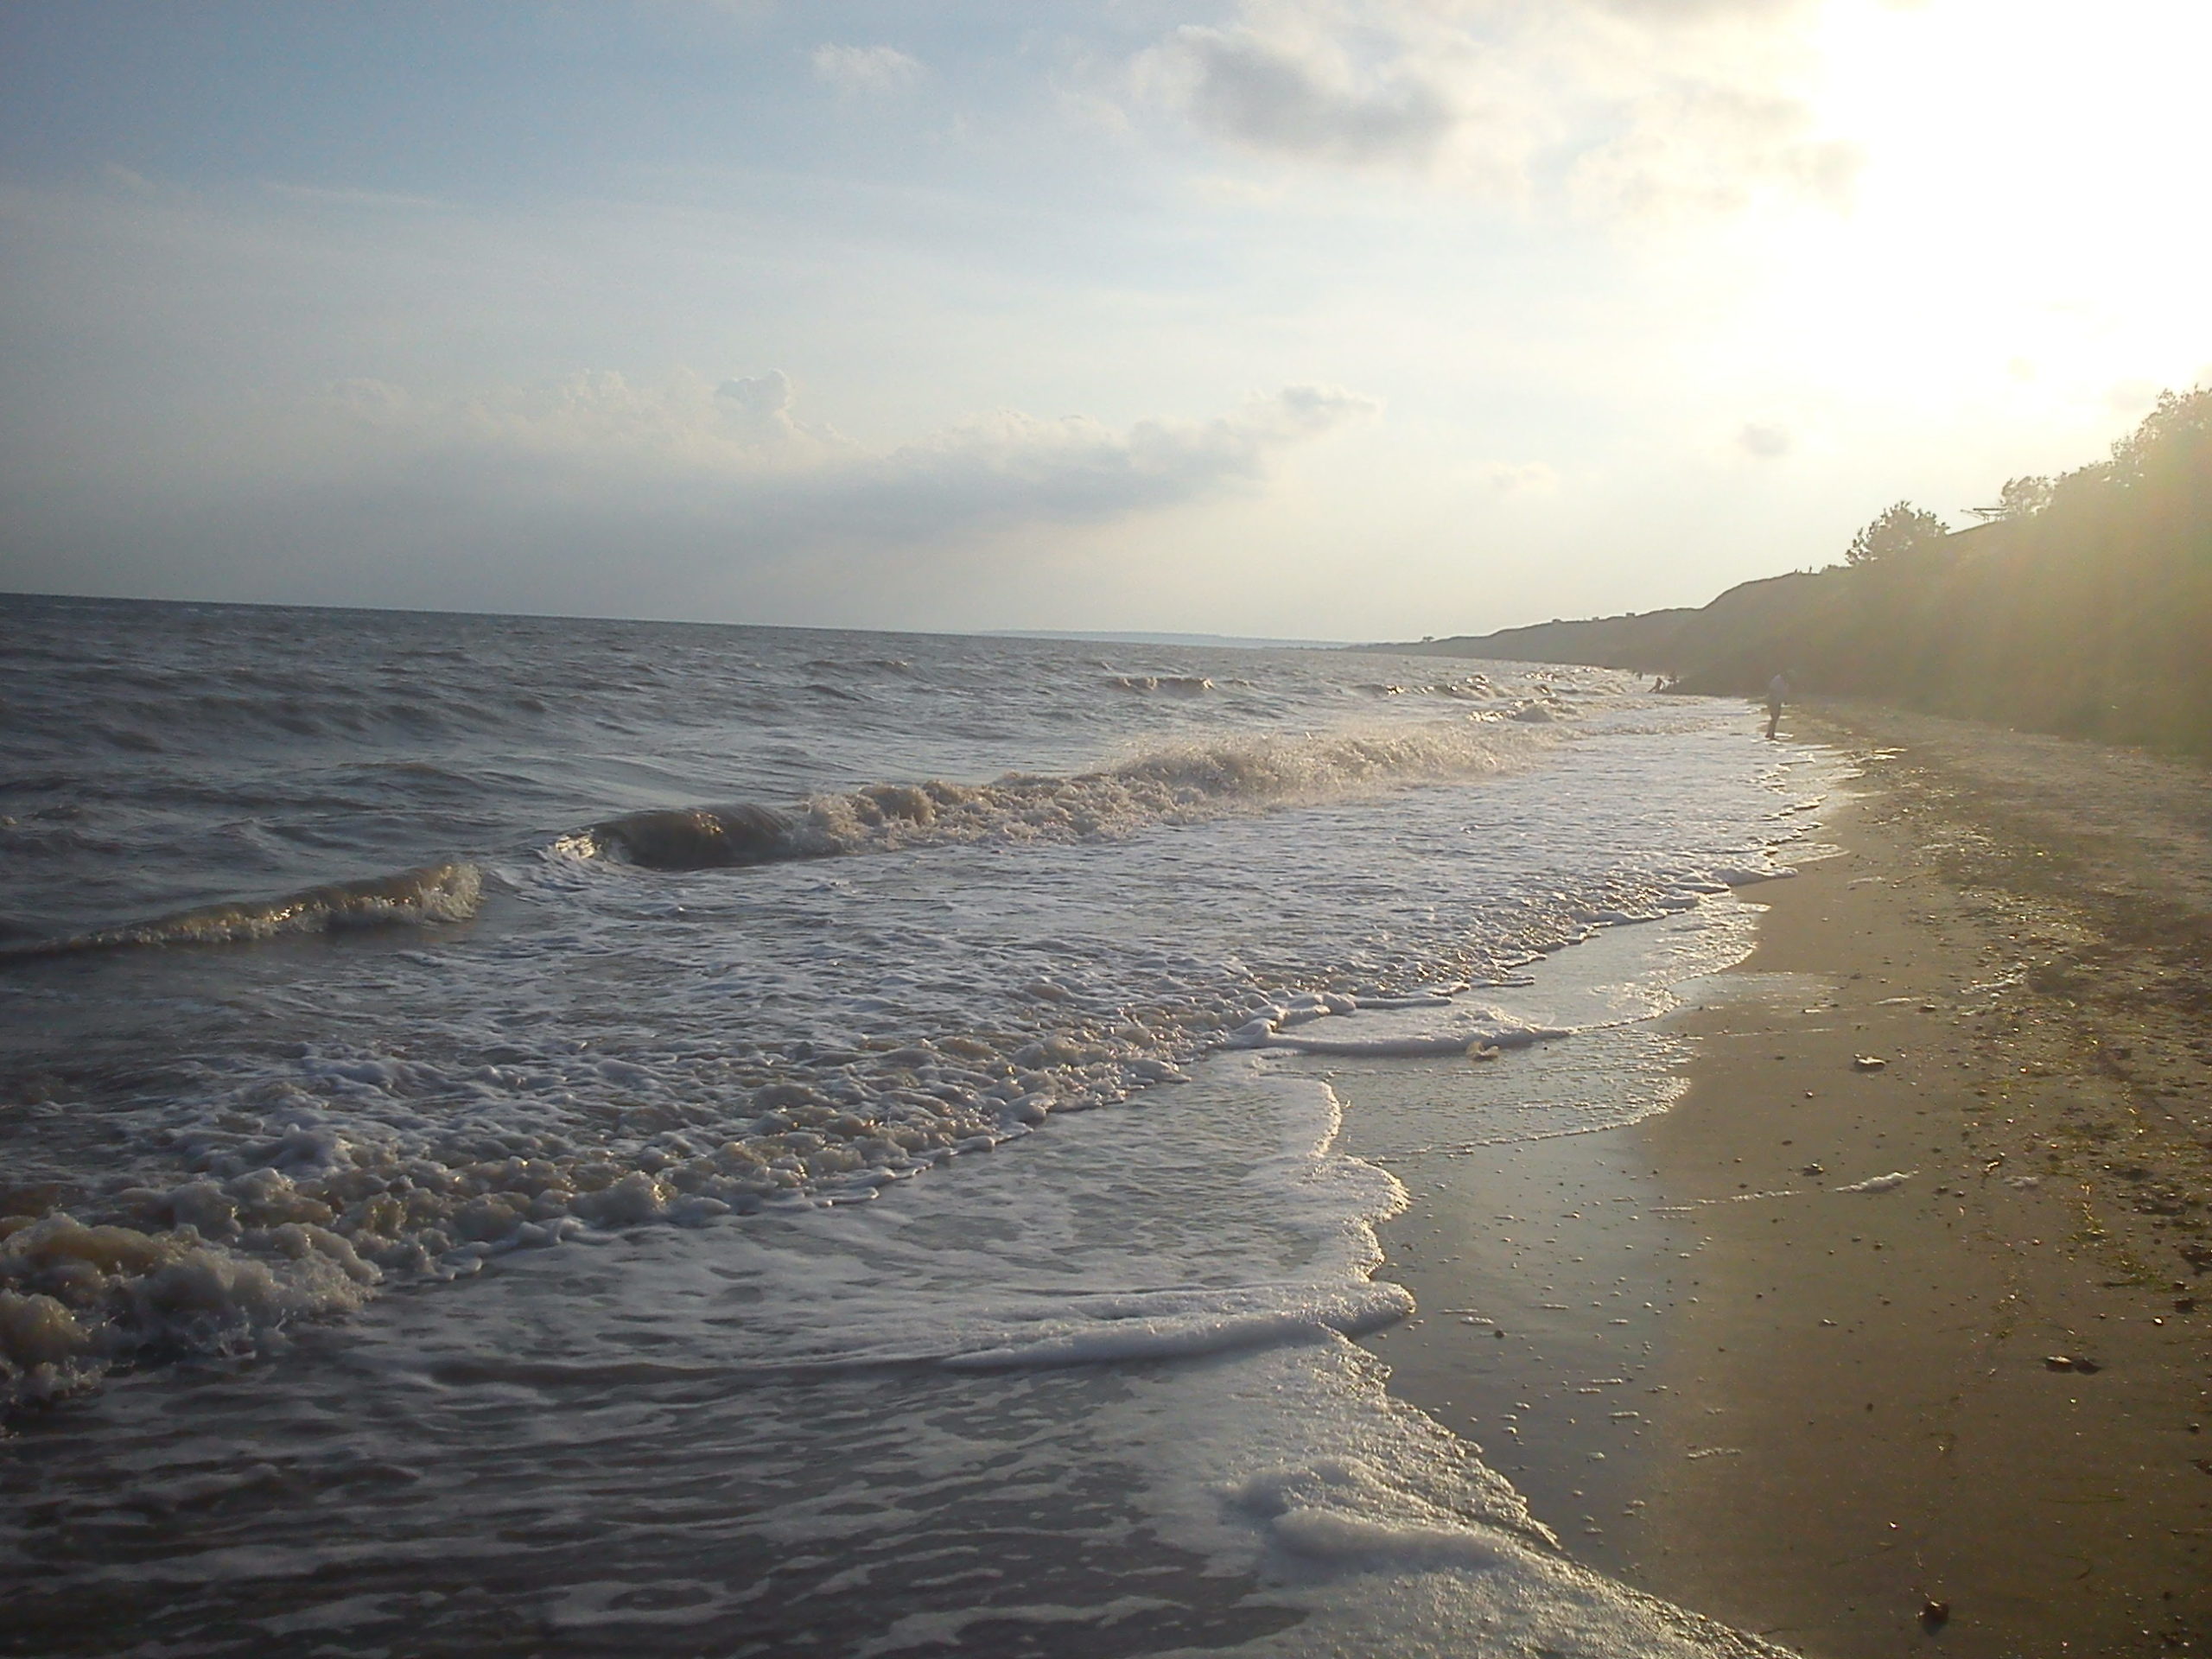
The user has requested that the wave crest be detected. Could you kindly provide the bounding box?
[5,863,483,958]
[566,804,831,871]
[558,721,1546,872]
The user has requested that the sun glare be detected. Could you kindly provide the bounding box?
[1759,1,2211,412]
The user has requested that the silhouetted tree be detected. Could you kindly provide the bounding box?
[1966,475,2054,522]
[2108,385,2212,486]
[1845,500,1950,566]
[1454,380,2210,754]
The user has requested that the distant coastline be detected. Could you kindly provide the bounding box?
[1369,385,2212,758]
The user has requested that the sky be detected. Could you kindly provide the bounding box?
[2,0,2207,639]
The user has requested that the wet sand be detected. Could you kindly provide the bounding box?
[1343,708,2212,1657]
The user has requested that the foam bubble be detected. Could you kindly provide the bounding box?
[1110,1342,1797,1657]
[0,1210,378,1410]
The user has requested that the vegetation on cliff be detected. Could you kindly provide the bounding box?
[1401,386,2212,755]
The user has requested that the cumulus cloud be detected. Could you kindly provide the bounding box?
[1135,0,1855,218]
[715,370,807,442]
[1143,24,1461,168]
[810,43,925,96]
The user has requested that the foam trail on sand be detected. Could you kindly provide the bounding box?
[1836,1170,1916,1193]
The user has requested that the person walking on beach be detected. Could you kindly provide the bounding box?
[1764,672,1789,740]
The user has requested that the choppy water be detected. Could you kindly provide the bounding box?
[0,594,1825,1656]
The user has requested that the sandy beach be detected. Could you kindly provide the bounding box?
[1337,706,2212,1657]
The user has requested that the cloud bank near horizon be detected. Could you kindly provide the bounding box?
[3,365,1377,621]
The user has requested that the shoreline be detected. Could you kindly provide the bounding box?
[1341,709,2211,1657]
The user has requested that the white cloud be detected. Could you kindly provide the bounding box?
[715,370,807,442]
[857,384,1381,530]
[1142,24,1462,168]
[1135,0,1853,219]
[810,43,925,96]
[314,371,1375,506]
[5,370,1380,619]
[320,367,849,470]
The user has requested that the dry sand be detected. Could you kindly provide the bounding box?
[1337,706,2212,1658]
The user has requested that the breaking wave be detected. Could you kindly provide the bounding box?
[2,863,484,959]
[560,722,1547,871]
[565,804,832,870]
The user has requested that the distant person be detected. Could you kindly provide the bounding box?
[1764,672,1789,740]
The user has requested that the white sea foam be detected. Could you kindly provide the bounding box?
[1,858,1808,1657]
[1836,1170,1916,1193]
[1109,1326,1792,1657]
[2,619,1833,1444]
[3,601,1857,1658]
[3,841,1815,1414]
[0,1210,380,1407]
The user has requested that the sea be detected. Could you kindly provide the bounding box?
[0,594,1833,1657]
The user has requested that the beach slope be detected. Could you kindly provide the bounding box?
[1358,707,2212,1657]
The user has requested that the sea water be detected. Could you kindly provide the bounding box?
[0,594,1827,1655]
